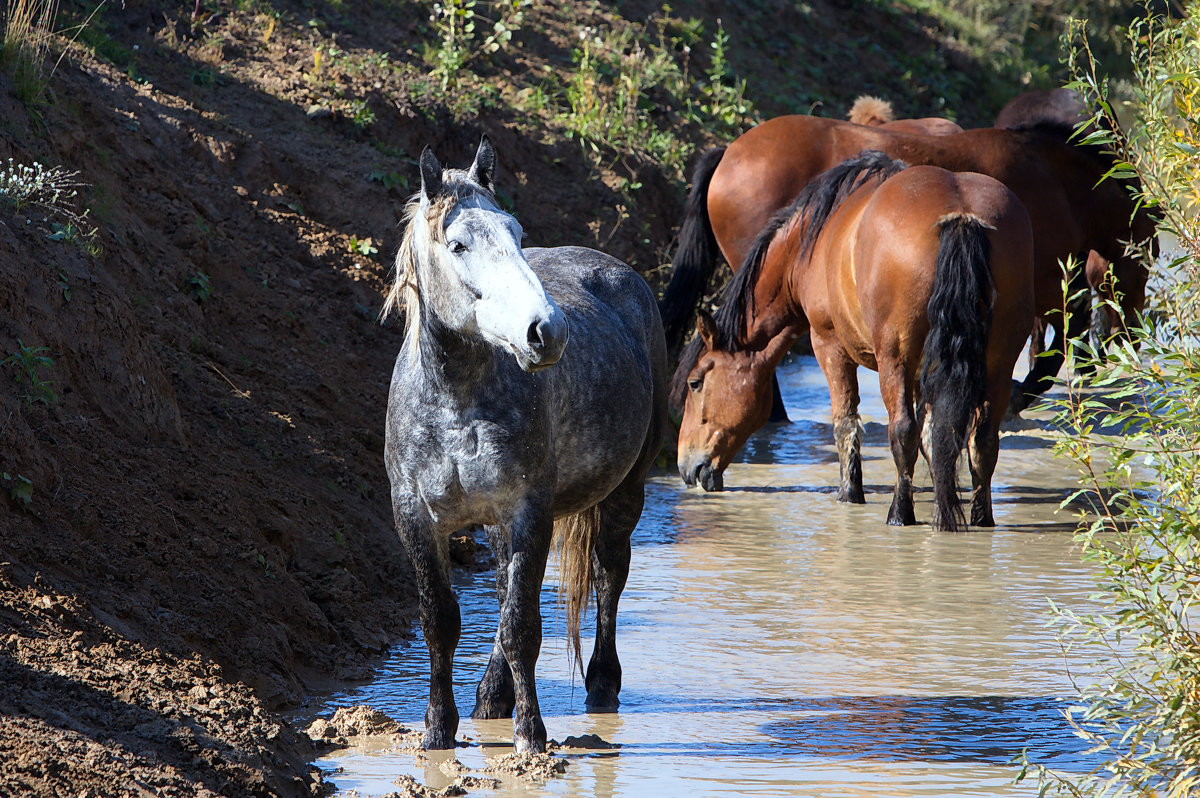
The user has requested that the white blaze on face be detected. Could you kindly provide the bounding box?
[440,195,567,369]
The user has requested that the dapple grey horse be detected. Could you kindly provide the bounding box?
[382,136,667,753]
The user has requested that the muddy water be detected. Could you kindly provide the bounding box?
[313,353,1102,797]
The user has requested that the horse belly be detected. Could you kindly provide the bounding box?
[524,247,664,514]
[550,350,654,515]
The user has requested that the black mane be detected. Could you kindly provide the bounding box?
[712,150,907,351]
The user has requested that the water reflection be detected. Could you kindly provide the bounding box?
[760,695,1091,768]
[313,354,1101,797]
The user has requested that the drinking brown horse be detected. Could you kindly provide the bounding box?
[660,114,1155,415]
[677,151,1034,532]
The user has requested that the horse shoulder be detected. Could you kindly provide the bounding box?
[520,247,660,502]
[385,355,554,527]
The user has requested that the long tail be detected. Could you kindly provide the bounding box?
[554,505,602,675]
[920,215,995,533]
[659,147,726,360]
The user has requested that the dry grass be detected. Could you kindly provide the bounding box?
[2,0,60,104]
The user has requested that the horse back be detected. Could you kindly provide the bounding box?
[524,247,665,377]
[523,247,667,515]
[825,167,1033,373]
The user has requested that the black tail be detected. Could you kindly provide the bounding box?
[920,215,995,533]
[660,147,726,360]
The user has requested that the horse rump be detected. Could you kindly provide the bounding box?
[920,214,995,532]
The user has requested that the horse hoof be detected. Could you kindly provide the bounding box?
[585,700,620,714]
[584,683,621,712]
[422,731,457,750]
[512,727,548,754]
[514,737,547,754]
[471,701,514,720]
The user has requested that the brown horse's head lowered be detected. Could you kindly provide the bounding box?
[675,150,1034,533]
[677,310,797,492]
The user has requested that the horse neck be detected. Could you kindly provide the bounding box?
[411,298,497,397]
[744,226,809,349]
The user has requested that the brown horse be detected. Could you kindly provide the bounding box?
[659,114,1155,414]
[676,151,1034,532]
[995,88,1133,341]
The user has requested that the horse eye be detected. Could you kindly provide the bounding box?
[449,241,468,254]
[688,377,704,392]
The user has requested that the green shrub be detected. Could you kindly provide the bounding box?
[1021,7,1200,797]
[4,340,57,406]
[425,0,529,90]
[556,17,758,177]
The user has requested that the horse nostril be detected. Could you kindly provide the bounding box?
[527,320,544,350]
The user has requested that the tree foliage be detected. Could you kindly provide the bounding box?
[1024,5,1200,797]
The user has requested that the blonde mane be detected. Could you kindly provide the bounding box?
[848,95,895,126]
[379,174,497,352]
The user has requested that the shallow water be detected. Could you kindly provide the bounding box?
[312,352,1104,797]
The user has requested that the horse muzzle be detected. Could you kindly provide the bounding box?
[517,313,568,372]
[679,450,724,492]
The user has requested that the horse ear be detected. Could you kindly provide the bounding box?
[468,134,496,192]
[419,146,443,200]
[696,309,718,350]
[763,328,799,365]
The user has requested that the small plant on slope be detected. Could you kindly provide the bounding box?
[4,340,57,406]
[425,0,529,90]
[1,0,59,105]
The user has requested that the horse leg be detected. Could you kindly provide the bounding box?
[583,476,643,711]
[498,501,554,753]
[812,332,864,503]
[397,517,461,749]
[879,364,918,526]
[767,374,790,423]
[968,383,1006,527]
[472,524,515,720]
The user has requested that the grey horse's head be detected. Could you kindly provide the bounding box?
[385,136,568,372]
